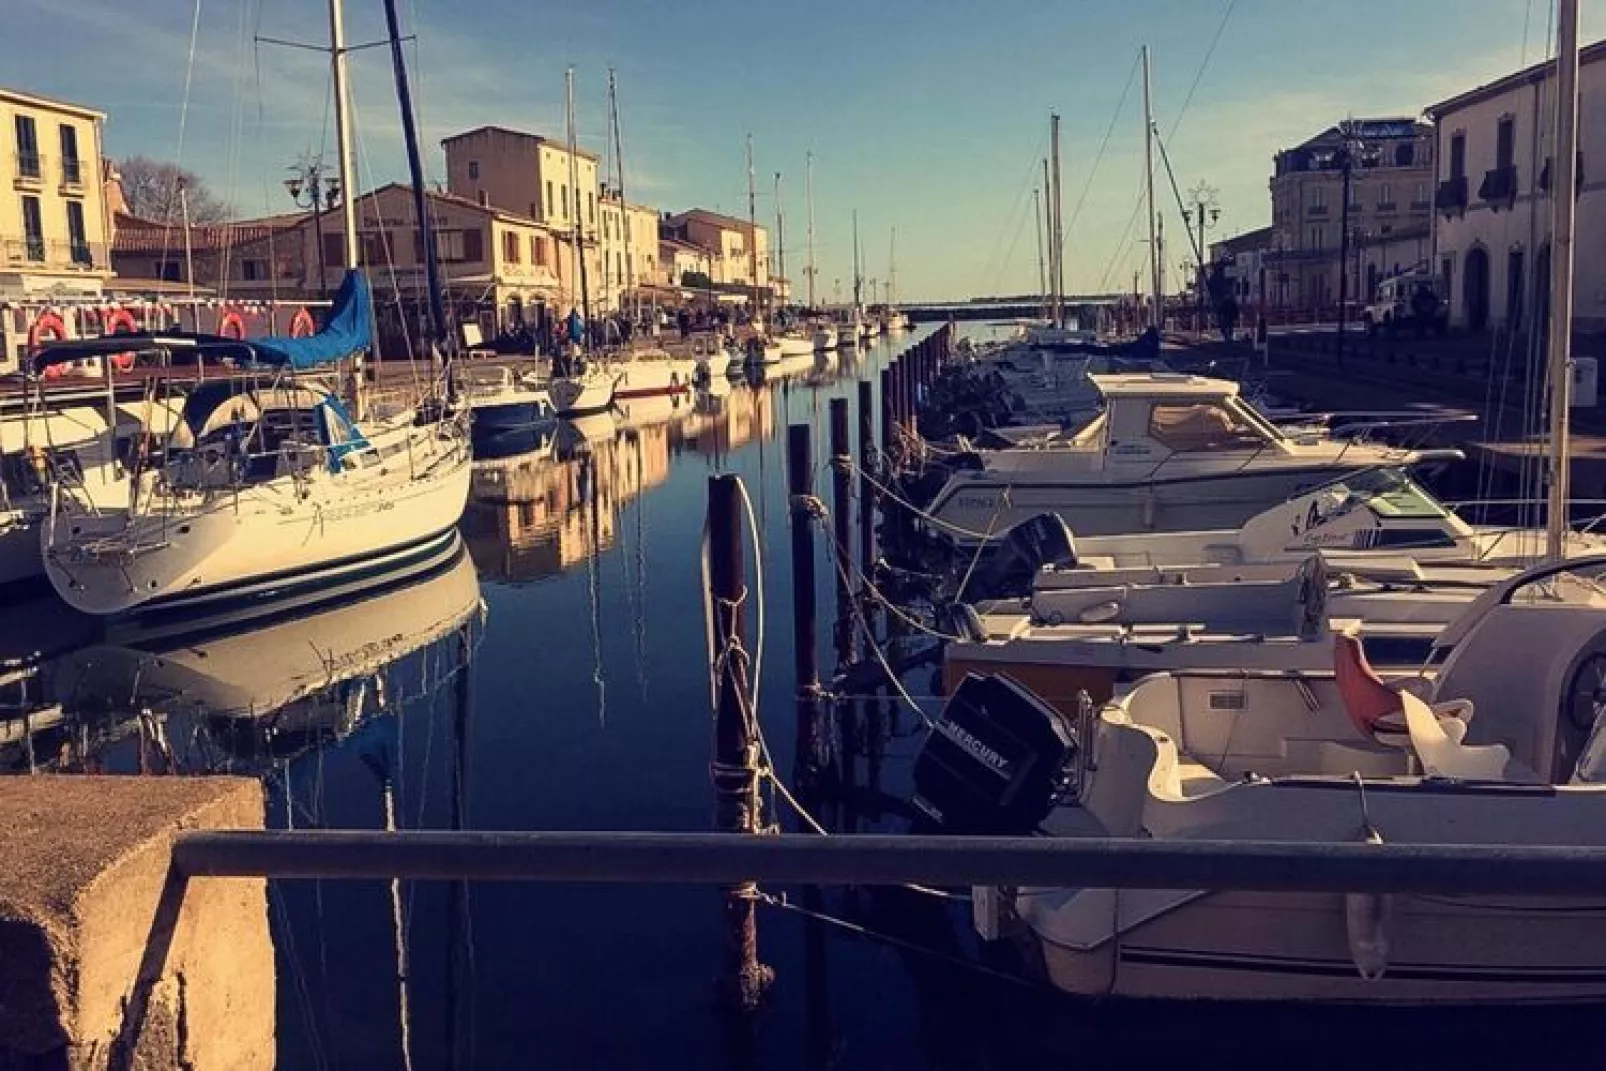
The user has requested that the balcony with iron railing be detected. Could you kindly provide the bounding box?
[60,156,84,189]
[2,235,108,271]
[1306,204,1329,217]
[1376,201,1398,213]
[13,151,45,187]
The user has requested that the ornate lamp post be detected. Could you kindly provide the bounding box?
[1332,123,1380,366]
[1182,181,1221,331]
[284,157,342,295]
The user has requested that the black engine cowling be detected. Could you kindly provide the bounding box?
[911,673,1077,835]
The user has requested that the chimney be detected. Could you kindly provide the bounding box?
[104,161,128,217]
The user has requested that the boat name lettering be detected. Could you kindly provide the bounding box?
[956,495,997,511]
[936,718,1012,779]
[320,500,396,523]
[1207,691,1247,711]
[1111,443,1151,456]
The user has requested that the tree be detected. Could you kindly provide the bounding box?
[114,156,231,224]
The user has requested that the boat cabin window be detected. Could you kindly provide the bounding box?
[1147,402,1268,452]
[1337,469,1449,519]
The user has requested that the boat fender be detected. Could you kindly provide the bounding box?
[950,602,987,643]
[289,307,317,338]
[29,311,69,376]
[1344,826,1393,981]
[103,307,139,371]
[1141,494,1157,529]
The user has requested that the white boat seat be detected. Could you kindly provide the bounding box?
[1398,690,1512,781]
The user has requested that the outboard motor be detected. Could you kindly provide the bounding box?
[911,673,1077,835]
[957,512,1076,601]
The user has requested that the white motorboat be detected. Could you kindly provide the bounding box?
[885,309,911,333]
[837,326,860,350]
[776,333,816,358]
[923,373,1452,543]
[612,349,698,400]
[749,337,785,366]
[692,338,735,382]
[40,272,473,620]
[919,555,1606,1004]
[813,326,838,351]
[549,360,619,416]
[456,364,553,434]
[0,397,182,586]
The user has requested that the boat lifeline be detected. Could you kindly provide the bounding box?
[40,272,472,618]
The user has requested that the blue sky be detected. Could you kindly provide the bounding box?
[7,0,1602,300]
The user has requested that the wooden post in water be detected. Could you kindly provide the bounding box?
[787,424,826,791]
[706,474,773,1009]
[880,366,897,460]
[828,398,856,665]
[856,379,876,576]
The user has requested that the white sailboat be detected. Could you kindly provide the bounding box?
[39,0,471,620]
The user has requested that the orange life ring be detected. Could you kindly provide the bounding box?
[289,307,317,338]
[103,307,139,371]
[29,312,69,378]
[218,309,246,340]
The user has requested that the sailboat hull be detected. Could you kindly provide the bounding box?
[549,372,618,416]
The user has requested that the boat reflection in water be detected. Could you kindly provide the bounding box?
[463,383,780,584]
[14,541,485,773]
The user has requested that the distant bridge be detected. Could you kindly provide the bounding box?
[905,295,1123,323]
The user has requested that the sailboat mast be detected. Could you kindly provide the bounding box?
[774,171,786,308]
[889,225,898,308]
[1042,157,1054,321]
[1050,112,1064,328]
[1546,0,1581,561]
[851,210,861,310]
[328,0,358,271]
[1034,186,1048,319]
[746,134,760,319]
[805,151,817,308]
[566,68,591,336]
[609,69,632,322]
[381,0,445,353]
[1142,44,1162,330]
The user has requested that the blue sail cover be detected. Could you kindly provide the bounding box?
[247,270,373,369]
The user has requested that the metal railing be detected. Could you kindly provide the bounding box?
[170,829,1606,897]
[1,236,106,269]
[60,157,83,187]
[13,150,44,182]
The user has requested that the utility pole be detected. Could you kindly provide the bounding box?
[1142,44,1161,331]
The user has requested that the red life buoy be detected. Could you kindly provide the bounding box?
[104,307,139,371]
[289,307,317,338]
[29,312,69,378]
[218,309,246,340]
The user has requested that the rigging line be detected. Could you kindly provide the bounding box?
[157,0,208,272]
[1163,0,1238,141]
[986,180,1040,296]
[979,129,1049,290]
[218,0,254,303]
[1063,50,1141,242]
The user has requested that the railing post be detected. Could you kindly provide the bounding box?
[829,398,856,665]
[706,474,773,1009]
[787,424,826,791]
[856,379,876,578]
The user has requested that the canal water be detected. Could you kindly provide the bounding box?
[3,327,1598,1068]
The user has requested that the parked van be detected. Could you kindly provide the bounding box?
[1363,273,1448,335]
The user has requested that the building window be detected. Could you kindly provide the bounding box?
[1496,116,1516,171]
[560,184,568,220]
[242,258,265,281]
[59,124,81,185]
[14,115,40,179]
[323,232,344,267]
[1506,248,1524,329]
[468,159,480,180]
[545,181,554,217]
[1441,255,1454,304]
[65,200,90,264]
[1450,133,1467,180]
[1395,142,1415,167]
[1309,226,1324,250]
[1311,186,1324,208]
[20,195,44,261]
[477,190,488,207]
[502,230,521,264]
[530,202,538,218]
[587,191,595,225]
[156,260,182,282]
[530,234,547,266]
[1414,182,1427,207]
[462,229,483,262]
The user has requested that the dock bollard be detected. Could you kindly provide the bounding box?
[705,474,774,1009]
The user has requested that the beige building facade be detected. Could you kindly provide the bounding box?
[662,209,771,297]
[0,88,112,300]
[1427,40,1606,334]
[598,189,660,309]
[1267,119,1435,311]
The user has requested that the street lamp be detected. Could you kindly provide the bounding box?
[1181,181,1221,330]
[284,156,342,295]
[1330,122,1380,366]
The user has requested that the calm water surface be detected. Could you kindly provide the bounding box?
[3,325,1597,1068]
